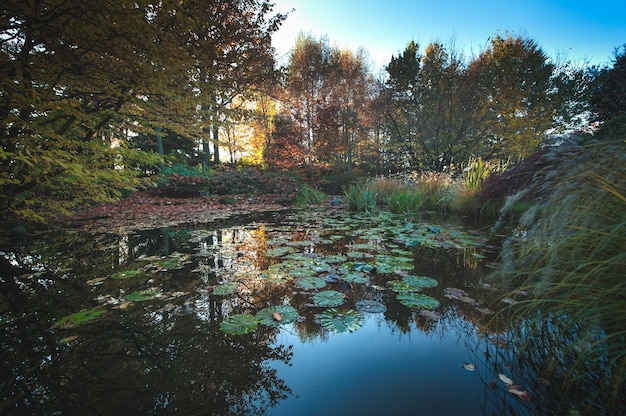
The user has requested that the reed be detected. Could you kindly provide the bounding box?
[493,142,626,414]
[294,184,327,206]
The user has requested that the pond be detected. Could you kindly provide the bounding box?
[1,207,536,415]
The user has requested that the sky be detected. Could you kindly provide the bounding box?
[270,0,626,71]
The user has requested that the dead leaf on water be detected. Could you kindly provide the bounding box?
[498,374,514,385]
[461,362,476,371]
[508,387,532,401]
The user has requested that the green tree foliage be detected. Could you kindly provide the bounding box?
[383,34,570,170]
[589,45,626,140]
[384,41,485,171]
[471,34,557,159]
[0,0,284,222]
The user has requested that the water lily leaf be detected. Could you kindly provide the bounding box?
[386,279,419,292]
[288,265,317,278]
[403,275,438,288]
[298,277,327,290]
[355,300,387,313]
[266,246,295,257]
[256,305,299,326]
[313,290,345,307]
[396,293,440,310]
[342,273,369,284]
[320,308,364,333]
[111,269,141,280]
[55,308,105,328]
[324,254,347,263]
[351,262,374,273]
[126,289,158,302]
[212,282,238,296]
[219,314,258,335]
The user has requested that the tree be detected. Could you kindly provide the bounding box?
[470,34,556,159]
[589,45,626,140]
[0,0,285,222]
[384,40,485,170]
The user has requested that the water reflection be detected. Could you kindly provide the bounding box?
[0,208,539,415]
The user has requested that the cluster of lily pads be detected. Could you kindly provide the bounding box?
[55,208,491,339]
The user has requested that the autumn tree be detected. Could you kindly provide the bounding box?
[280,34,375,174]
[0,0,284,222]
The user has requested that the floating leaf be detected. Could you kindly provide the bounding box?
[86,277,106,286]
[212,282,238,296]
[220,314,258,335]
[508,387,532,401]
[461,362,476,371]
[313,290,345,307]
[59,335,79,343]
[351,262,374,273]
[111,269,141,280]
[297,277,327,290]
[256,305,299,327]
[498,374,514,386]
[266,246,295,257]
[55,308,105,328]
[320,308,364,333]
[324,254,347,263]
[342,273,369,284]
[355,300,387,313]
[126,289,158,302]
[396,293,440,310]
[402,275,438,289]
[386,280,419,292]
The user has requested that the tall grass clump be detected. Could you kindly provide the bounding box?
[294,184,327,206]
[493,141,626,414]
[452,157,508,216]
[343,182,378,212]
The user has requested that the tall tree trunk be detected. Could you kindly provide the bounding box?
[213,125,220,165]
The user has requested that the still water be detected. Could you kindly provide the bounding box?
[1,208,533,415]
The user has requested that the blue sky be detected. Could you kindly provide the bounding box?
[271,0,626,70]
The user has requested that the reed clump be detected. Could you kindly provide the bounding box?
[493,140,626,414]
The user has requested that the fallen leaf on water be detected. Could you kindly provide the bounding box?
[461,362,476,371]
[59,335,79,344]
[508,387,532,401]
[271,311,283,322]
[498,374,514,386]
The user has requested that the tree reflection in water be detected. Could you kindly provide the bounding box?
[5,208,608,415]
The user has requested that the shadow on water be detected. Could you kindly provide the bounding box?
[0,207,607,415]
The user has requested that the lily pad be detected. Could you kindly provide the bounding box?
[396,293,440,310]
[402,275,438,289]
[219,314,258,335]
[212,282,238,296]
[55,308,105,328]
[319,308,364,333]
[313,290,345,307]
[342,273,369,284]
[126,289,159,302]
[298,276,327,290]
[355,300,387,313]
[386,280,420,292]
[111,269,141,280]
[266,246,295,257]
[351,262,375,273]
[256,305,299,326]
